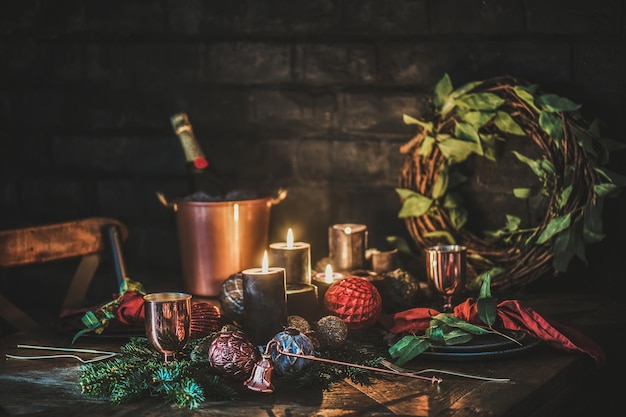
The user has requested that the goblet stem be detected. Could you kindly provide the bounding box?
[425,245,467,313]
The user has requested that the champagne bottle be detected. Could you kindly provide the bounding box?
[170,112,224,198]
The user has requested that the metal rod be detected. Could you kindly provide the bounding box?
[268,340,442,384]
[106,225,128,288]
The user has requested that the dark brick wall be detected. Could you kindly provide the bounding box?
[1,0,625,295]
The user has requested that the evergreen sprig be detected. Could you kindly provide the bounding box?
[78,337,237,409]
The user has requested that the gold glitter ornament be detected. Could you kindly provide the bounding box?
[287,315,311,333]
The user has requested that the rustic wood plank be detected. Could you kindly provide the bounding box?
[0,217,127,267]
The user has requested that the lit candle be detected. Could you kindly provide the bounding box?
[328,223,368,272]
[312,264,345,313]
[268,228,312,285]
[242,251,287,346]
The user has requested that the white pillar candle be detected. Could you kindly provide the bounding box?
[268,228,312,285]
[328,223,368,272]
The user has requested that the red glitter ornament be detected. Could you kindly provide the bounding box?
[190,302,222,339]
[208,329,260,381]
[324,276,382,330]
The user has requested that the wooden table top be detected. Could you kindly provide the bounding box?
[0,292,621,417]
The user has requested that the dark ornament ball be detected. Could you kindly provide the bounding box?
[269,328,315,376]
[315,315,348,348]
[287,315,311,333]
[190,302,222,339]
[208,329,260,381]
[383,268,421,312]
[324,277,382,330]
[218,273,244,323]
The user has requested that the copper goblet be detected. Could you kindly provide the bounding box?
[425,245,467,312]
[144,292,192,362]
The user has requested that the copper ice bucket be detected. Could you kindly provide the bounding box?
[171,190,286,297]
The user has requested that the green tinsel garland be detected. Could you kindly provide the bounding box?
[78,332,387,409]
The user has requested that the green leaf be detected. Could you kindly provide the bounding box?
[437,136,478,164]
[539,159,556,175]
[536,94,581,112]
[396,188,420,200]
[513,185,542,198]
[539,111,564,144]
[403,114,434,133]
[598,135,626,152]
[595,183,620,197]
[494,111,526,136]
[446,205,468,230]
[512,151,545,177]
[552,228,577,272]
[594,166,626,187]
[388,335,415,357]
[558,185,573,209]
[442,329,474,345]
[397,192,433,218]
[431,313,490,336]
[468,267,504,292]
[477,273,497,327]
[423,230,457,244]
[480,133,500,162]
[455,122,483,155]
[389,336,431,366]
[461,110,494,129]
[478,271,492,299]
[386,235,420,259]
[455,92,505,111]
[419,135,436,159]
[426,325,445,343]
[431,167,448,199]
[433,73,453,109]
[570,123,596,156]
[513,86,540,112]
[453,80,484,98]
[537,213,571,244]
[583,199,605,243]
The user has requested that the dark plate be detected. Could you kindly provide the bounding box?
[418,332,541,361]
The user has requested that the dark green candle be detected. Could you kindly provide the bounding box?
[242,264,287,346]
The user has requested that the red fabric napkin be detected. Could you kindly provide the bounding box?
[378,298,605,367]
[59,290,145,327]
[114,291,145,325]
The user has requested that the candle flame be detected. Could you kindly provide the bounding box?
[344,226,352,234]
[287,228,294,249]
[324,264,333,283]
[262,250,269,273]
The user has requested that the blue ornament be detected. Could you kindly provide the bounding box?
[269,328,315,375]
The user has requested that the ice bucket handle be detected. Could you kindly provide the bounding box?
[155,188,287,211]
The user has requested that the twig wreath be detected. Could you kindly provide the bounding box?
[397,74,626,292]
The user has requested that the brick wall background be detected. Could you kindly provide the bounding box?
[1,0,625,301]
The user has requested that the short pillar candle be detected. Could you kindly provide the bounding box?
[328,223,368,272]
[268,228,311,285]
[242,251,287,346]
[312,264,345,314]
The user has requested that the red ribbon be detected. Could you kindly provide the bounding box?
[378,298,605,367]
[114,291,145,326]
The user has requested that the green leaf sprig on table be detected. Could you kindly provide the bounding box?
[388,274,517,366]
